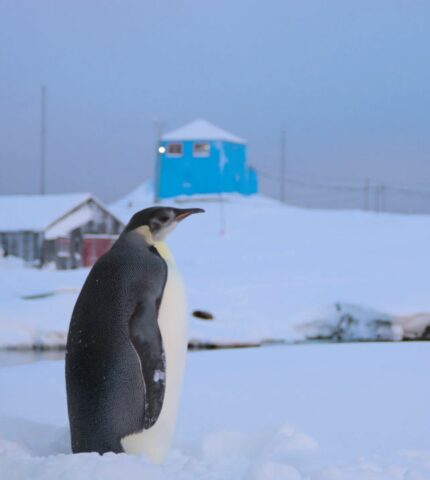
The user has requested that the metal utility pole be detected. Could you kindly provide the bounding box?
[280,123,286,202]
[218,192,226,236]
[364,177,370,211]
[375,184,384,213]
[40,86,47,195]
[380,185,386,212]
[154,118,165,143]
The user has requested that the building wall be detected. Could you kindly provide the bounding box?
[82,235,117,267]
[157,140,258,199]
[0,232,42,265]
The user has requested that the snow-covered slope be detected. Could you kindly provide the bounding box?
[112,186,430,343]
[0,343,429,479]
[0,187,429,348]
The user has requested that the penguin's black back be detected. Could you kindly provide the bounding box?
[65,232,167,454]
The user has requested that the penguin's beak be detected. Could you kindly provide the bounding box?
[174,208,205,222]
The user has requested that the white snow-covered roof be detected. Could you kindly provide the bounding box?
[0,193,93,232]
[44,202,96,240]
[162,119,246,144]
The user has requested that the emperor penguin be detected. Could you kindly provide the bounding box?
[65,206,204,463]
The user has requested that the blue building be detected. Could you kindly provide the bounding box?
[155,119,258,199]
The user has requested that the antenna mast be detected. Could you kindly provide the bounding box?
[40,85,47,195]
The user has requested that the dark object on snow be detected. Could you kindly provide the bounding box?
[421,325,430,340]
[192,310,214,320]
[188,340,259,350]
[188,338,285,350]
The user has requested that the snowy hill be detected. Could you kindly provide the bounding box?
[0,185,429,348]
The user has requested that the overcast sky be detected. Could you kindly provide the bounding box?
[1,0,429,202]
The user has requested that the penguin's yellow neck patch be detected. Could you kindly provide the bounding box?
[135,226,175,264]
[136,225,154,244]
[154,242,175,264]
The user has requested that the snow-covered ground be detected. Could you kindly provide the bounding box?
[0,256,84,348]
[0,343,429,479]
[0,188,429,348]
[1,188,429,478]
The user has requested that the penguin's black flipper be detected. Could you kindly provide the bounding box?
[129,300,166,429]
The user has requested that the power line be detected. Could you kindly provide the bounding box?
[257,164,430,192]
[257,168,430,195]
[257,169,365,192]
[255,167,430,213]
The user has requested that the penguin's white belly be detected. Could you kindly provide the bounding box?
[121,246,188,463]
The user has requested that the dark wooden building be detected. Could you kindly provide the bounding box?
[0,193,124,269]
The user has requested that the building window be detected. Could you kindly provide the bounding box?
[166,143,183,156]
[193,143,210,157]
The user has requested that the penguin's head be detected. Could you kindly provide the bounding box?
[125,206,205,243]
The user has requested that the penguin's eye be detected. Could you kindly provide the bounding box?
[159,215,169,223]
